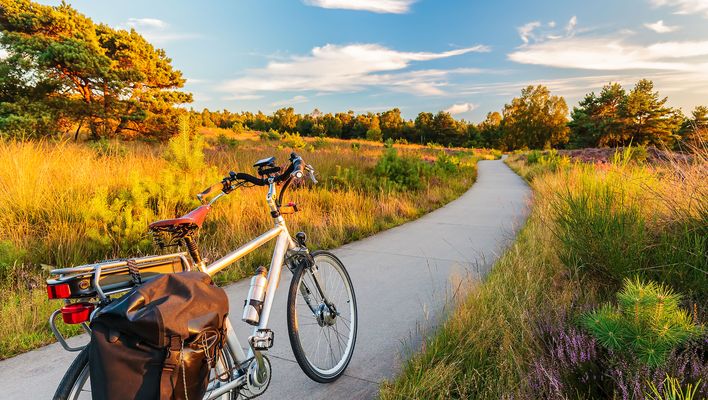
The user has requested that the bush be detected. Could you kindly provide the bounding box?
[280,131,306,149]
[164,116,205,172]
[215,133,239,149]
[259,129,281,141]
[366,128,383,142]
[374,148,428,191]
[581,278,703,367]
[435,151,459,173]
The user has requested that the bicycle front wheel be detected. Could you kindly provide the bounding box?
[287,250,358,383]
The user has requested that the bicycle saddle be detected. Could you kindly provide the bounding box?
[253,156,276,168]
[149,205,211,230]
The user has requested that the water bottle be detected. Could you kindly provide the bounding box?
[242,266,268,325]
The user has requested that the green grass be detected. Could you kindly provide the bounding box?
[380,149,707,399]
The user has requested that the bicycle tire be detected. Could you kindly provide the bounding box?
[287,250,358,383]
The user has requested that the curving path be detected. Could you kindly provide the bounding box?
[0,157,530,399]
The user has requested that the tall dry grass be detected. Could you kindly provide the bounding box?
[0,133,495,358]
[380,147,706,399]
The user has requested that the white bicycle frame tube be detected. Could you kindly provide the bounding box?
[198,179,297,369]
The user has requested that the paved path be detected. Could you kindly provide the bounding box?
[0,158,530,399]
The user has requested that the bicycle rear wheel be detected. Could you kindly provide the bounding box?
[287,250,358,383]
[53,342,240,400]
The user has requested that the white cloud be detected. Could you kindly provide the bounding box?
[119,17,199,44]
[304,0,416,14]
[125,18,167,29]
[518,21,541,44]
[222,43,489,96]
[644,20,679,33]
[509,36,708,71]
[565,16,577,36]
[225,94,264,101]
[444,102,478,115]
[650,0,708,18]
[517,16,577,44]
[271,95,309,107]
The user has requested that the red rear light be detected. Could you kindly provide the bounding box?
[61,302,95,324]
[47,283,71,299]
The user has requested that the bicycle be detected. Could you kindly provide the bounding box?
[46,152,358,399]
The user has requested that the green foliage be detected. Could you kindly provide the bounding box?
[374,148,427,190]
[279,131,307,149]
[366,127,383,142]
[163,116,205,172]
[569,80,683,148]
[259,129,281,141]
[646,375,702,400]
[434,151,459,173]
[214,133,240,149]
[501,85,569,150]
[581,278,703,367]
[0,0,191,139]
[0,241,25,281]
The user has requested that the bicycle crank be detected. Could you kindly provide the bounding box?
[239,355,271,399]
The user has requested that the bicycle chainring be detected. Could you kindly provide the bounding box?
[238,356,271,399]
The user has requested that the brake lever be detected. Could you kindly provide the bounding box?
[306,165,318,185]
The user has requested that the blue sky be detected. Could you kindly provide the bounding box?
[40,0,708,121]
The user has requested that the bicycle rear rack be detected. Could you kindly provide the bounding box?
[47,253,193,351]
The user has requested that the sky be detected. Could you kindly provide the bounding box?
[38,0,708,122]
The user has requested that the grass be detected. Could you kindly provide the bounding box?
[380,147,707,399]
[0,129,499,359]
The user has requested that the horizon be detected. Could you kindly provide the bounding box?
[35,0,708,122]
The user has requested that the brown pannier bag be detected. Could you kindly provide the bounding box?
[89,271,229,400]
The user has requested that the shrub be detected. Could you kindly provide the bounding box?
[527,150,542,164]
[215,133,239,149]
[366,128,383,142]
[313,136,327,149]
[384,138,394,148]
[435,151,459,173]
[394,138,408,145]
[581,278,703,367]
[164,116,205,172]
[374,148,428,191]
[259,129,281,141]
[280,131,306,149]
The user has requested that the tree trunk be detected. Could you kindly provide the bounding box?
[74,119,84,142]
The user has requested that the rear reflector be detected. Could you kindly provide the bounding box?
[47,283,71,299]
[61,302,95,324]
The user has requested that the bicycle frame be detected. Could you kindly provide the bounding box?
[194,178,299,398]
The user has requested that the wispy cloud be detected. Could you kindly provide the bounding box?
[222,43,489,97]
[650,0,708,18]
[516,16,577,44]
[304,0,416,14]
[644,20,679,33]
[444,102,478,115]
[119,17,200,44]
[271,95,309,107]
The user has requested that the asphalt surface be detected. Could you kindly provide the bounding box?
[0,157,530,399]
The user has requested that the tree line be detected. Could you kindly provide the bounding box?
[1,0,705,149]
[193,81,706,150]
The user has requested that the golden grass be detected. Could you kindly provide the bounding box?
[0,134,497,358]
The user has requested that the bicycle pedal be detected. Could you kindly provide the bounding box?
[249,329,274,350]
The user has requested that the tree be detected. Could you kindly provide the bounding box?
[679,106,708,147]
[569,83,626,147]
[0,0,191,139]
[414,112,434,143]
[380,108,403,140]
[321,113,342,137]
[478,111,503,149]
[431,111,459,145]
[271,107,299,132]
[501,85,569,150]
[619,79,682,146]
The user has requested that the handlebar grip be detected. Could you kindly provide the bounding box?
[290,152,304,179]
